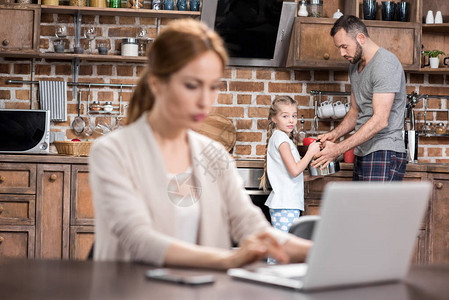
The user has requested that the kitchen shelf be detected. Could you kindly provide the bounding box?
[422,24,449,33]
[417,68,449,74]
[40,5,200,18]
[39,52,147,63]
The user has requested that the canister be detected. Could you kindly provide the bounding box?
[309,0,323,17]
[121,38,138,57]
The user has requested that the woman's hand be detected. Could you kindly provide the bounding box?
[225,231,290,268]
[305,141,321,157]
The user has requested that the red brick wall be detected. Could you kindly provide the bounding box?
[1,14,449,162]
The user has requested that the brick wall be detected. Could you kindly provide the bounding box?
[1,13,449,162]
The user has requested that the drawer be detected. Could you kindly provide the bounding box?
[0,163,36,194]
[0,226,35,259]
[71,165,94,226]
[0,194,35,225]
[69,226,94,260]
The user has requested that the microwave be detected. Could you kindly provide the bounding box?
[0,109,50,154]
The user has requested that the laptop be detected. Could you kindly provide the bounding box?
[228,181,432,291]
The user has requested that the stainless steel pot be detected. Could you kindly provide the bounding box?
[308,159,340,176]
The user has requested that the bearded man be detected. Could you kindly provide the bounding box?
[313,15,407,181]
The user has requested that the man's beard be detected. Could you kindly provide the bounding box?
[350,42,363,64]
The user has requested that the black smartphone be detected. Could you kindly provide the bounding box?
[145,269,215,285]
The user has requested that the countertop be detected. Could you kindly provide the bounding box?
[1,154,449,173]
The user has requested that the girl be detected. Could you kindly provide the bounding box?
[260,96,321,234]
[89,20,311,269]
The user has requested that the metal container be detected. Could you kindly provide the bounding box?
[121,38,138,57]
[308,159,340,176]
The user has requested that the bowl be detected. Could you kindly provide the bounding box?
[308,159,340,176]
[73,46,84,54]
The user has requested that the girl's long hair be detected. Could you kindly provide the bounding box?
[259,96,299,192]
[126,19,228,124]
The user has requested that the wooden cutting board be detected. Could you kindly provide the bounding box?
[195,113,236,152]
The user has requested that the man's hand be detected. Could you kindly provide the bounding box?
[311,141,341,168]
[317,131,338,143]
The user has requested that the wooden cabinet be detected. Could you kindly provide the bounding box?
[428,173,449,264]
[287,18,421,71]
[303,163,449,265]
[0,4,40,55]
[0,163,36,259]
[0,156,94,261]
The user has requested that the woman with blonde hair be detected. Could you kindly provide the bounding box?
[89,19,311,269]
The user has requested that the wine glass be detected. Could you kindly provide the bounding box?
[138,29,147,56]
[85,26,96,54]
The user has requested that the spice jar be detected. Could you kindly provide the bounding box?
[90,101,101,112]
[103,101,114,112]
[436,123,447,135]
[121,38,139,57]
[309,0,323,17]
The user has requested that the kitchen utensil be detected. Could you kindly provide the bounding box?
[308,159,340,176]
[94,117,112,135]
[84,116,94,137]
[72,90,85,136]
[194,113,236,152]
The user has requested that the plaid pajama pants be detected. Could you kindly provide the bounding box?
[353,150,407,182]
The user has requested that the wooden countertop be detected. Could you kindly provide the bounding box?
[2,154,449,173]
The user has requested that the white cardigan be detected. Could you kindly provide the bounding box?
[89,113,286,266]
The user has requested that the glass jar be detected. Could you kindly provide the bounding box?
[90,101,101,112]
[103,101,114,112]
[436,123,447,135]
[309,0,323,18]
[69,0,87,6]
[121,38,139,56]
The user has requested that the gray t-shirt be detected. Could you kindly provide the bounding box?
[349,47,406,156]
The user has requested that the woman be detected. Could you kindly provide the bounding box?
[89,19,311,269]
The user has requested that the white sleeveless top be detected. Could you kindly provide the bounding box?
[166,167,200,244]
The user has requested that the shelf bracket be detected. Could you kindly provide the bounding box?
[74,10,82,48]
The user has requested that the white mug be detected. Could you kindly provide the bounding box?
[435,11,443,24]
[318,101,334,119]
[344,102,350,113]
[332,101,346,119]
[426,10,434,24]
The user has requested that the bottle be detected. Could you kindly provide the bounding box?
[298,115,306,145]
[309,0,323,18]
[297,0,308,17]
[109,0,120,8]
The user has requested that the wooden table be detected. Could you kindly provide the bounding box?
[1,259,449,300]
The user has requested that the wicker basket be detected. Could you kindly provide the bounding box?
[54,141,93,157]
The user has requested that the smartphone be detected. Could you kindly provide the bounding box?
[145,269,215,285]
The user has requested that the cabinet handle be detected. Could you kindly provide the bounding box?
[435,182,444,189]
[0,205,3,214]
[49,174,57,182]
[0,236,4,243]
[2,40,9,46]
[323,53,330,60]
[0,175,5,183]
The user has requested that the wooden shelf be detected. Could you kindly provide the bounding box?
[417,67,449,74]
[422,24,449,33]
[40,5,200,18]
[39,52,147,62]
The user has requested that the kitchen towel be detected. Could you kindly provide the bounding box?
[39,80,67,122]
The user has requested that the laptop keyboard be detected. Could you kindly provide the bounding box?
[255,263,308,279]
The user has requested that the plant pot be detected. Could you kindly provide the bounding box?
[430,57,440,68]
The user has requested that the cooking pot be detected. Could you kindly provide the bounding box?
[308,159,340,176]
